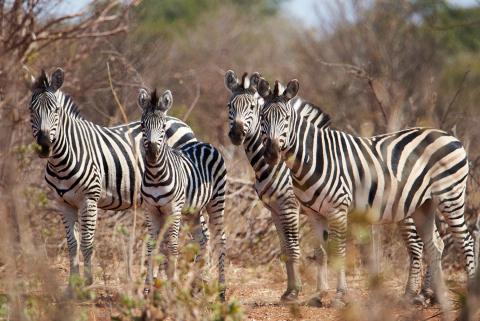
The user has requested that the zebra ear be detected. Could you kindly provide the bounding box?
[257,78,271,99]
[158,90,173,113]
[50,68,64,91]
[137,88,150,110]
[250,72,261,91]
[224,70,239,92]
[283,79,299,101]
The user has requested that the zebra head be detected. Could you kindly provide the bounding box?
[258,77,299,166]
[29,68,64,158]
[138,88,173,164]
[224,70,263,145]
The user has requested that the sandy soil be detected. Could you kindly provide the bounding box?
[227,264,446,321]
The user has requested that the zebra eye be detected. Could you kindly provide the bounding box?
[227,103,231,108]
[250,104,255,110]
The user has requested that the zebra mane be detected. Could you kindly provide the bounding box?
[292,97,331,129]
[150,89,159,106]
[32,69,50,91]
[56,91,83,120]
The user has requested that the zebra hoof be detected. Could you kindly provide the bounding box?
[280,288,300,303]
[143,287,151,298]
[307,292,327,307]
[331,297,346,309]
[412,293,427,307]
[219,290,226,302]
[421,288,437,306]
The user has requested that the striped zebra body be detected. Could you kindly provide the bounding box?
[138,88,227,300]
[29,69,196,284]
[259,78,475,308]
[226,72,434,302]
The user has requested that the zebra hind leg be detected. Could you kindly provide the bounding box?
[189,212,211,297]
[206,194,227,301]
[79,199,98,286]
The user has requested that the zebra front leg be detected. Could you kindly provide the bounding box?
[412,228,443,307]
[144,207,164,295]
[327,210,348,308]
[399,218,424,299]
[206,197,227,301]
[163,211,181,280]
[307,214,329,307]
[79,199,98,285]
[58,202,80,283]
[270,202,301,303]
[412,200,451,315]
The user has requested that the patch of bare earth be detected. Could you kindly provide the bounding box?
[227,263,463,321]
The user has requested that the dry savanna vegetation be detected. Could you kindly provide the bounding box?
[1,0,480,320]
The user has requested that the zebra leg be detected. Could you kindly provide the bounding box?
[327,210,348,308]
[414,228,442,306]
[412,200,451,313]
[307,214,329,307]
[144,207,164,294]
[206,196,227,301]
[269,198,301,302]
[164,211,182,280]
[437,187,476,278]
[58,202,80,282]
[399,218,423,298]
[79,199,98,285]
[194,213,210,271]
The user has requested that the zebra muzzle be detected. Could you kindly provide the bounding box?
[263,138,281,166]
[36,132,51,158]
[228,121,245,145]
[146,142,160,163]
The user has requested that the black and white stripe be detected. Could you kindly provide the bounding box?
[29,69,197,285]
[138,88,227,300]
[259,78,475,308]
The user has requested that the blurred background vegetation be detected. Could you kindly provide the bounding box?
[1,0,480,320]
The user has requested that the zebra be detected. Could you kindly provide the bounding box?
[225,71,440,305]
[138,88,227,300]
[29,68,199,286]
[225,70,328,302]
[258,77,476,309]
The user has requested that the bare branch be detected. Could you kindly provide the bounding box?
[182,80,200,122]
[318,60,389,124]
[440,69,470,126]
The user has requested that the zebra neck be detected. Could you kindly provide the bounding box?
[243,123,266,171]
[48,109,76,168]
[283,110,321,175]
[144,143,177,186]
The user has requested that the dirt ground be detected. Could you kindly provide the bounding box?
[80,262,459,321]
[227,264,445,321]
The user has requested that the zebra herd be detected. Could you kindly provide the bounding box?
[29,68,476,311]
